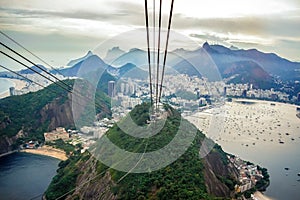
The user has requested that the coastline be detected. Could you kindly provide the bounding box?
[186,98,299,199]
[0,78,28,99]
[21,145,68,161]
[0,150,18,158]
[253,191,274,200]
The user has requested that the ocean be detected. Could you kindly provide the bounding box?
[0,78,14,95]
[0,99,299,200]
[187,100,300,200]
[220,137,300,200]
[0,153,60,200]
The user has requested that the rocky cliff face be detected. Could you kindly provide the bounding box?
[0,116,11,130]
[0,79,110,156]
[0,95,74,154]
[66,156,116,200]
[0,136,16,154]
[0,116,14,154]
[40,94,75,131]
[203,150,238,197]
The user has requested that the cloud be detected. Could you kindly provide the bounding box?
[1,1,299,40]
[0,0,299,62]
[0,5,144,25]
[0,7,143,41]
[173,14,300,39]
[0,30,106,68]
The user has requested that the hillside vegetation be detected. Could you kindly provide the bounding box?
[45,103,236,200]
[0,79,110,154]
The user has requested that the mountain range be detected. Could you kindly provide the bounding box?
[57,42,299,90]
[202,42,300,81]
[0,42,299,90]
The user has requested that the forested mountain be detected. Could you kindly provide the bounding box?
[45,103,240,200]
[0,79,110,154]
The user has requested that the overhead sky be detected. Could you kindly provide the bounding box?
[0,0,300,69]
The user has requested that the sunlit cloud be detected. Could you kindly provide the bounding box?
[175,0,298,18]
[0,0,299,63]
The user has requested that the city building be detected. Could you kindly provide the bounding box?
[229,155,263,194]
[9,87,15,96]
[25,140,39,149]
[250,84,253,90]
[196,89,201,99]
[270,93,279,101]
[108,81,115,97]
[44,127,70,142]
[237,180,253,193]
[199,97,207,106]
[242,89,247,97]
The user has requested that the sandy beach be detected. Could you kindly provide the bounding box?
[0,78,28,99]
[21,145,68,161]
[253,191,274,200]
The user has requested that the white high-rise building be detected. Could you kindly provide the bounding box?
[108,81,115,97]
[9,87,15,96]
